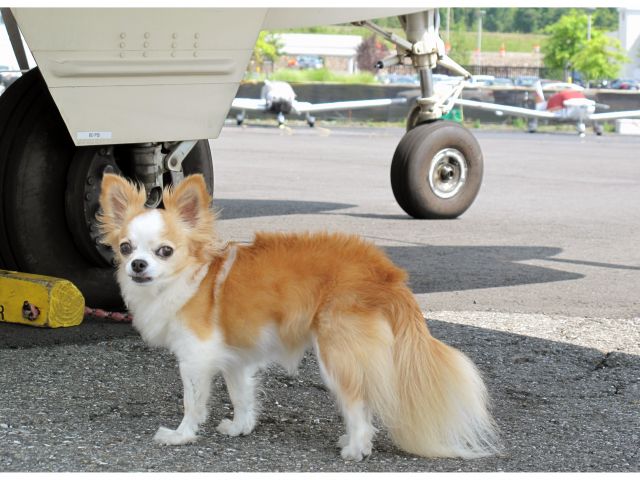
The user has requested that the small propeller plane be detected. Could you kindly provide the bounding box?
[454,81,640,136]
[231,79,406,127]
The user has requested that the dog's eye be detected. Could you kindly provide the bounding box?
[119,242,132,256]
[156,246,173,258]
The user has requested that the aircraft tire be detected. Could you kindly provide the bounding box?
[391,121,483,219]
[0,68,214,309]
[593,123,603,136]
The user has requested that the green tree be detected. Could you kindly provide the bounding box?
[443,7,617,34]
[572,35,628,83]
[513,8,541,33]
[542,10,586,78]
[593,8,619,31]
[543,10,627,82]
[252,31,281,66]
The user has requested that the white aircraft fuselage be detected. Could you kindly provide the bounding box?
[261,80,296,115]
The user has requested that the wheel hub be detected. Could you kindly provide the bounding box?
[65,147,121,267]
[428,148,467,199]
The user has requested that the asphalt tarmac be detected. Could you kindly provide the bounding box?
[1,125,639,472]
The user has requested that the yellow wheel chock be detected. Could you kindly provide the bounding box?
[0,270,84,328]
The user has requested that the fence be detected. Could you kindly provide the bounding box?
[388,63,559,80]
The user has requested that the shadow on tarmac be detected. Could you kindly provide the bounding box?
[385,245,585,294]
[0,317,136,349]
[215,199,356,220]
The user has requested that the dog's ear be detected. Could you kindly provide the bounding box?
[163,174,211,228]
[98,174,146,234]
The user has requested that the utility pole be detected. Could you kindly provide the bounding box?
[476,9,485,71]
[586,8,595,41]
[585,8,596,88]
[446,7,451,46]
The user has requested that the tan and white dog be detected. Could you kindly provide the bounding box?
[98,173,499,461]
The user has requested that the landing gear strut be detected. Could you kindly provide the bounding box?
[306,113,316,128]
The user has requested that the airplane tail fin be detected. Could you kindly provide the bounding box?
[534,80,545,104]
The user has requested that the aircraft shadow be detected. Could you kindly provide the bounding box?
[384,245,585,293]
[214,198,355,220]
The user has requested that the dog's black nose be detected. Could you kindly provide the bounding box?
[131,259,148,273]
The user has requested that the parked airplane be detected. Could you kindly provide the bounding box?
[231,79,406,127]
[454,81,640,136]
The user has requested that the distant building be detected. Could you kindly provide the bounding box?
[618,8,640,79]
[275,33,362,73]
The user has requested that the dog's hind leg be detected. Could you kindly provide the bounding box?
[217,365,258,436]
[314,341,376,461]
[154,360,214,445]
[313,312,395,461]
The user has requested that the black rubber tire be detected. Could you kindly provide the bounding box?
[0,69,214,309]
[0,68,42,269]
[390,121,483,219]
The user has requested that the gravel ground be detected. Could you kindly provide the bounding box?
[1,127,639,472]
[1,313,638,472]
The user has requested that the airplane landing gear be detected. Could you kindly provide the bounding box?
[306,113,316,128]
[360,9,481,219]
[593,123,604,136]
[391,121,483,219]
[277,112,286,127]
[236,111,245,126]
[0,68,214,308]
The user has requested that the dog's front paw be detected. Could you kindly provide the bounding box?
[153,426,197,445]
[216,418,255,437]
[340,439,372,462]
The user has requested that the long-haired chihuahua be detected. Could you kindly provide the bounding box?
[98,173,499,461]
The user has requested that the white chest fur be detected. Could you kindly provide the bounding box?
[119,264,209,350]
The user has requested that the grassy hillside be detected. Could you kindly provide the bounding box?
[273,25,547,53]
[454,31,546,53]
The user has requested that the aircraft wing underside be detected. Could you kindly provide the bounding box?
[230,98,268,111]
[588,110,640,121]
[293,97,406,114]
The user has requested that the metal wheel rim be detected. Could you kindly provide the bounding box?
[65,147,121,267]
[427,148,468,199]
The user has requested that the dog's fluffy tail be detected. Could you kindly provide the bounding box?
[369,292,500,459]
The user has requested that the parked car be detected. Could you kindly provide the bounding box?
[467,74,495,87]
[609,78,640,90]
[296,55,323,70]
[378,73,419,85]
[514,75,540,87]
[488,77,514,86]
[540,81,584,91]
[0,65,21,88]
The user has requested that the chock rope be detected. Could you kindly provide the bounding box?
[84,306,132,323]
